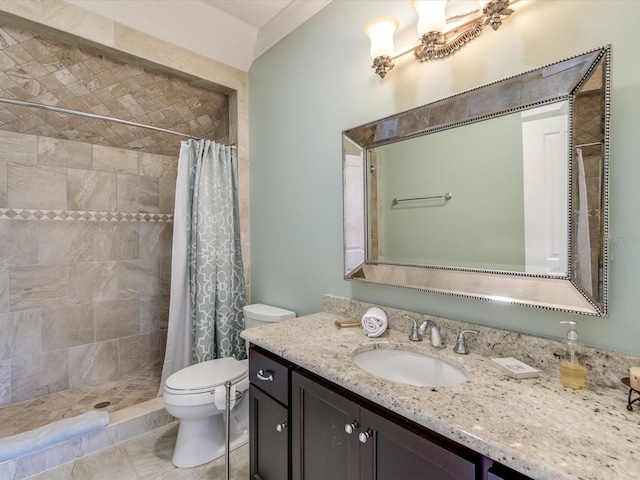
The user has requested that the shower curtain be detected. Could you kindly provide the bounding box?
[575,148,593,296]
[160,139,247,390]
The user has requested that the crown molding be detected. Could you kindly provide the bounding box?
[254,0,332,60]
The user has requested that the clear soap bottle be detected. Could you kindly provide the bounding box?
[560,320,586,389]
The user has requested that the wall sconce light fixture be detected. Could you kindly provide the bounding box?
[365,0,517,78]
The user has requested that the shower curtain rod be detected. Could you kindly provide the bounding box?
[0,96,199,140]
[575,142,601,148]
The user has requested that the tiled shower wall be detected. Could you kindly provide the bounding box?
[574,72,604,297]
[0,130,175,406]
[0,23,229,156]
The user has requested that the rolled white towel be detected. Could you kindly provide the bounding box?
[361,307,388,338]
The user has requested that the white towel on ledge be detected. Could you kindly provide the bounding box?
[361,307,388,338]
[0,410,109,462]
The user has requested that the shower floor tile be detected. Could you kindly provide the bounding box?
[0,368,161,438]
[27,422,250,480]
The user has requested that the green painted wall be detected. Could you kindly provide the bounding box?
[249,0,640,355]
[377,113,526,271]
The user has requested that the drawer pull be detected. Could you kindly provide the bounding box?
[344,421,359,434]
[276,422,288,433]
[359,429,373,444]
[257,369,275,381]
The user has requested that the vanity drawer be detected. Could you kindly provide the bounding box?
[249,347,290,406]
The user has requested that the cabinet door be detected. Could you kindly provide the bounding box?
[488,465,533,480]
[292,372,360,480]
[250,385,290,480]
[359,407,477,480]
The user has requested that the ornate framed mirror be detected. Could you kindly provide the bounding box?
[343,46,610,316]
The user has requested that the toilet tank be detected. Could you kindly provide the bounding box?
[243,303,296,329]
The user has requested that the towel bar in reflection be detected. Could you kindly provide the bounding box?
[392,192,452,206]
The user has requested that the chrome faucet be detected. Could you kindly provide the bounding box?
[453,329,479,354]
[404,316,442,347]
[420,319,442,348]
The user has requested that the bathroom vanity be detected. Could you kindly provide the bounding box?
[250,345,526,480]
[244,310,640,480]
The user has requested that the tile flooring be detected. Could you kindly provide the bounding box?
[28,422,250,480]
[0,368,161,438]
[1,367,250,478]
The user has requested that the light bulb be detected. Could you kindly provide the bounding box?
[364,16,399,59]
[412,0,447,36]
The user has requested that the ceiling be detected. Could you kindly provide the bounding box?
[201,0,296,29]
[201,0,333,61]
[66,0,332,71]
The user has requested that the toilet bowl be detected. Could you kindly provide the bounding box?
[163,303,295,468]
[163,357,249,468]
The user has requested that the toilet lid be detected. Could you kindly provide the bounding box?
[165,358,248,392]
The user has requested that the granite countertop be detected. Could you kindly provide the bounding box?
[241,312,640,480]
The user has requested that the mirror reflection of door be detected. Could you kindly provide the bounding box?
[522,102,569,275]
[344,153,365,272]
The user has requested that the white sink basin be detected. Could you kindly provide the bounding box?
[352,348,467,387]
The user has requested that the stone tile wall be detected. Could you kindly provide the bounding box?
[574,83,604,298]
[0,130,174,406]
[0,23,229,157]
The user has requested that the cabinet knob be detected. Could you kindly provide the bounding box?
[276,422,287,433]
[358,429,373,443]
[257,369,274,381]
[344,421,359,434]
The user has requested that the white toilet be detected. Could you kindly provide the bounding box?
[163,303,296,468]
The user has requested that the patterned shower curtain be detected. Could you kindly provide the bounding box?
[186,139,247,362]
[159,139,246,394]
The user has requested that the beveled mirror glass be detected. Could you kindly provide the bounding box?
[343,46,610,316]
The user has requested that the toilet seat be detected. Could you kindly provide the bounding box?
[165,358,248,395]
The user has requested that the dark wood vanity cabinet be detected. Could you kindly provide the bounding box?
[249,348,292,480]
[250,346,533,480]
[291,371,361,480]
[292,370,477,480]
[487,465,534,480]
[250,386,289,480]
[359,406,477,479]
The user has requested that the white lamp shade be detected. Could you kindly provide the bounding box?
[364,16,399,59]
[412,0,447,36]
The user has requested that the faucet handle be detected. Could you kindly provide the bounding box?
[429,323,442,348]
[454,329,479,354]
[404,315,422,341]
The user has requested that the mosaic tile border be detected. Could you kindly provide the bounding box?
[0,208,173,222]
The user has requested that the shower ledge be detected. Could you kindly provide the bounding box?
[0,397,174,480]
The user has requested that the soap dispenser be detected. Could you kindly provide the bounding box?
[559,320,586,389]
